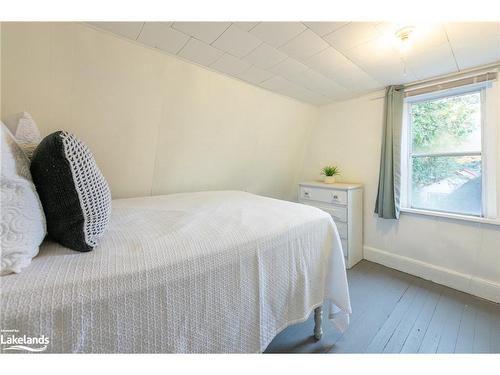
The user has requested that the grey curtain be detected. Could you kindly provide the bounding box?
[375,85,404,219]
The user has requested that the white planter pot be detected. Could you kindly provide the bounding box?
[323,176,336,184]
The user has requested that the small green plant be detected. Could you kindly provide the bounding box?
[321,165,340,177]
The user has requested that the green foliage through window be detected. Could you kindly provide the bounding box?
[410,92,480,155]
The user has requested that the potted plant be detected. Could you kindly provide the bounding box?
[321,165,340,184]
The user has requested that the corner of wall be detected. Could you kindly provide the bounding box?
[289,105,321,201]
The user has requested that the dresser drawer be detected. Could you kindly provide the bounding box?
[300,201,348,223]
[300,186,348,205]
[322,205,348,222]
[331,190,348,205]
[335,221,348,240]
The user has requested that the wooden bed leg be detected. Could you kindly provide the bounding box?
[313,306,323,340]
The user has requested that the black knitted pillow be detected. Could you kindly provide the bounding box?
[30,131,111,252]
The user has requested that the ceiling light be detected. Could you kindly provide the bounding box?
[394,26,414,53]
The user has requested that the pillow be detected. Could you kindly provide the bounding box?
[0,123,47,276]
[30,131,112,252]
[3,112,42,159]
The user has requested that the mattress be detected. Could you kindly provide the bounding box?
[0,191,351,353]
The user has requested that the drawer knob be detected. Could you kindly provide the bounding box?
[333,195,338,199]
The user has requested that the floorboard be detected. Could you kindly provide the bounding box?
[366,279,424,353]
[435,289,467,353]
[383,280,434,353]
[454,303,477,353]
[264,260,500,354]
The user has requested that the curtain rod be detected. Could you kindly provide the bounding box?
[403,63,500,91]
[369,62,500,101]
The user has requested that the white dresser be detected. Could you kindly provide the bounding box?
[298,181,363,269]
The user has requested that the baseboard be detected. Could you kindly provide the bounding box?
[363,246,500,304]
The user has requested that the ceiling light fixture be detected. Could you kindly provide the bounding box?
[394,26,414,54]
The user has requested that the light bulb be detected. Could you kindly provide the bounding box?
[395,26,414,54]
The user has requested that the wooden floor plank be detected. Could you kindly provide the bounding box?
[265,260,500,354]
[364,281,422,353]
[324,262,409,351]
[472,301,492,353]
[419,288,466,353]
[399,284,443,353]
[328,271,413,353]
[435,290,468,353]
[454,303,477,353]
[382,280,437,353]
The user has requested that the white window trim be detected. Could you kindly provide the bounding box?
[400,80,498,223]
[483,80,498,219]
[400,207,500,226]
[400,207,500,225]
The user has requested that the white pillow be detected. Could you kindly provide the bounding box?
[3,112,42,159]
[0,123,46,275]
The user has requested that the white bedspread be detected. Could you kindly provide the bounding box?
[0,191,351,353]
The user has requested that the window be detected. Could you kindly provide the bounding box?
[402,82,497,219]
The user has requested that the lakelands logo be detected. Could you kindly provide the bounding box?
[0,329,49,352]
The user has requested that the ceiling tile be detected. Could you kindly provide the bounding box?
[279,29,329,62]
[270,58,309,81]
[361,57,417,85]
[303,22,349,37]
[303,47,380,91]
[243,43,288,69]
[289,69,349,98]
[233,22,259,32]
[342,36,398,65]
[403,43,458,80]
[259,76,310,99]
[452,35,500,70]
[138,23,190,54]
[172,22,231,44]
[445,22,500,49]
[305,47,354,77]
[332,67,382,92]
[237,66,274,84]
[88,22,144,40]
[324,22,380,52]
[212,24,262,58]
[178,38,224,66]
[408,25,449,53]
[259,75,293,91]
[210,53,251,76]
[249,22,306,48]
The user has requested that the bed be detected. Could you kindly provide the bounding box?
[0,190,351,353]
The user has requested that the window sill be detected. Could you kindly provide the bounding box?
[400,207,500,226]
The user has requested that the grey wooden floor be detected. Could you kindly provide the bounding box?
[265,260,500,353]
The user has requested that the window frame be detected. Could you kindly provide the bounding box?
[401,83,490,219]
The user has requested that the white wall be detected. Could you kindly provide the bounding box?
[301,89,500,302]
[1,22,317,201]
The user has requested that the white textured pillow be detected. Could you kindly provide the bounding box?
[3,112,42,159]
[0,123,46,275]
